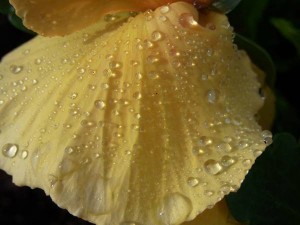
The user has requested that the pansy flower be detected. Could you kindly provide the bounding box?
[0,1,272,225]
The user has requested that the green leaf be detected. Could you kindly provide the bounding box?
[0,0,13,15]
[8,11,35,35]
[273,94,300,138]
[226,133,300,225]
[271,18,300,55]
[235,34,276,88]
[229,0,270,39]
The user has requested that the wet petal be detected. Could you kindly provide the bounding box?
[9,0,194,36]
[1,2,269,225]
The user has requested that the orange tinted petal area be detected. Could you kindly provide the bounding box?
[9,0,195,36]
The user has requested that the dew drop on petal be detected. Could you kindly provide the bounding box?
[187,177,200,187]
[160,5,170,14]
[206,89,219,104]
[10,65,23,74]
[204,159,223,175]
[179,13,198,28]
[152,31,164,42]
[220,155,236,167]
[94,100,106,109]
[261,130,273,146]
[2,143,19,158]
[253,149,263,157]
[21,150,28,159]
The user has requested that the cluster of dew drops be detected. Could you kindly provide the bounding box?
[0,3,273,225]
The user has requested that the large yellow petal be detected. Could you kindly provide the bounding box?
[9,0,197,36]
[1,2,270,225]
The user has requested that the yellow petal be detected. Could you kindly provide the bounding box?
[1,2,270,225]
[183,200,241,225]
[9,0,196,36]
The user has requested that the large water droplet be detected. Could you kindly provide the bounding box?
[261,130,273,146]
[2,143,19,158]
[204,159,223,175]
[152,31,164,42]
[206,89,219,104]
[220,155,236,167]
[160,5,170,14]
[94,100,106,109]
[187,177,200,187]
[158,193,192,225]
[179,13,198,28]
[216,142,232,152]
[10,65,23,74]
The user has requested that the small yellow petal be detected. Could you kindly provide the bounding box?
[1,2,270,225]
[183,200,241,225]
[9,0,197,36]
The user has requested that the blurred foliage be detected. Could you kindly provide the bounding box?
[227,133,300,225]
[271,18,300,55]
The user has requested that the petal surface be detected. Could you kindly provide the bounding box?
[9,0,194,36]
[1,2,269,225]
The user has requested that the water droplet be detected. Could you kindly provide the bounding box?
[159,15,167,22]
[179,13,198,28]
[133,92,142,100]
[220,155,236,167]
[2,143,19,158]
[109,61,122,69]
[21,150,28,159]
[77,67,86,74]
[104,14,118,22]
[204,159,223,175]
[81,120,96,128]
[65,146,74,154]
[101,83,109,89]
[192,146,206,155]
[147,55,160,64]
[160,5,170,14]
[152,31,164,42]
[253,149,263,157]
[34,58,42,65]
[198,136,212,146]
[70,92,78,99]
[144,40,154,49]
[242,159,252,167]
[158,193,192,225]
[187,177,200,187]
[220,184,232,195]
[261,130,272,146]
[216,142,232,152]
[32,79,38,85]
[10,65,23,74]
[94,100,106,109]
[0,100,4,105]
[204,190,214,196]
[238,141,249,150]
[48,174,58,188]
[206,89,219,104]
[148,71,160,79]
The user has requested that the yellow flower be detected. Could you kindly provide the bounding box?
[0,1,271,225]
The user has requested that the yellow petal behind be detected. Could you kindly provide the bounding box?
[1,2,270,225]
[9,0,195,36]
